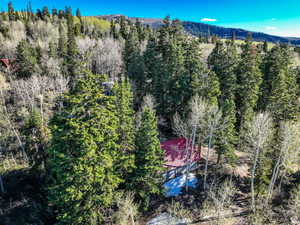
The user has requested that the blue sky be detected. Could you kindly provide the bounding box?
[2,0,300,37]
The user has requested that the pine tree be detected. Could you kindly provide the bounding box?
[52,8,58,17]
[236,37,262,143]
[266,46,299,122]
[119,16,128,39]
[48,71,122,224]
[76,8,81,19]
[16,40,38,78]
[22,109,49,170]
[66,9,80,77]
[114,79,135,182]
[110,20,119,39]
[135,19,145,42]
[58,23,67,58]
[129,97,165,210]
[58,9,64,19]
[8,2,15,21]
[208,40,238,163]
[123,26,147,105]
[190,39,220,106]
[42,6,50,19]
[36,9,42,20]
[165,38,189,117]
[259,46,280,110]
[263,41,268,53]
[144,37,161,94]
[48,41,58,58]
[123,26,140,77]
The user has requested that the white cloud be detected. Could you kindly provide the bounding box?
[271,18,277,21]
[201,18,217,22]
[265,26,277,30]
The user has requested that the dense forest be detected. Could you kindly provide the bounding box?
[0,2,300,225]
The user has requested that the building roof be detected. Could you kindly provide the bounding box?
[0,59,11,68]
[161,138,201,168]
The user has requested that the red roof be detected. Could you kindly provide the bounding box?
[161,138,201,168]
[0,59,11,68]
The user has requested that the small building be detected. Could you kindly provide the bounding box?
[161,138,201,169]
[0,59,11,69]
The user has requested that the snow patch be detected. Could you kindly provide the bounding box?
[146,213,189,225]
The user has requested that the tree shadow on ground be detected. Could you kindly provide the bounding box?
[0,168,53,225]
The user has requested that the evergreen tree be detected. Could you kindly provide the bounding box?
[58,24,67,58]
[144,37,162,95]
[22,109,49,170]
[123,26,147,105]
[129,97,165,210]
[236,37,262,142]
[189,39,220,106]
[110,20,119,39]
[16,40,38,78]
[42,6,50,19]
[119,16,128,39]
[114,79,136,182]
[58,9,64,19]
[48,71,122,224]
[263,41,268,53]
[8,2,15,21]
[52,8,58,17]
[208,41,238,163]
[265,46,299,122]
[48,41,58,58]
[76,8,81,19]
[135,19,145,42]
[66,9,80,77]
[36,9,42,20]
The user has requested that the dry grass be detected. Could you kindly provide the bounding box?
[166,200,194,222]
[114,192,139,225]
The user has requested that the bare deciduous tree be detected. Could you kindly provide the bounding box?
[114,192,139,225]
[267,121,300,203]
[200,179,236,224]
[173,96,225,190]
[245,112,273,211]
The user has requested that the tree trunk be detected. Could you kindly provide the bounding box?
[251,147,260,211]
[0,175,5,193]
[203,130,213,190]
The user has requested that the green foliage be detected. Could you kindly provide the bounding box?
[119,16,129,39]
[261,46,299,122]
[48,41,58,58]
[114,79,136,181]
[22,109,49,169]
[82,17,111,32]
[236,38,262,142]
[208,41,238,163]
[129,99,165,210]
[8,2,15,21]
[16,40,38,78]
[47,71,123,224]
[58,24,67,58]
[110,20,119,39]
[65,12,81,79]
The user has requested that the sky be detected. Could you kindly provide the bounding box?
[2,0,300,37]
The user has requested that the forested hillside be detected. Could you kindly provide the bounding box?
[98,14,300,45]
[0,3,300,225]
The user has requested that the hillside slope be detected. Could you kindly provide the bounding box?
[98,14,300,45]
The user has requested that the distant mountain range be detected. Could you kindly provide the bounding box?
[97,14,300,45]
